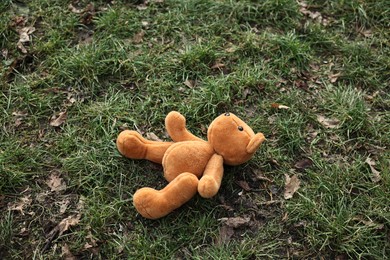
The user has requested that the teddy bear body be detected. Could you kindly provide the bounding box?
[117,111,265,219]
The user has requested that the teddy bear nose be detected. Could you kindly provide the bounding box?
[224,112,230,116]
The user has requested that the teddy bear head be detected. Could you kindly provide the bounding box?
[207,112,265,165]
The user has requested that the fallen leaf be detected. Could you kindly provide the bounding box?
[50,111,67,127]
[8,195,32,215]
[365,157,381,183]
[236,180,251,191]
[211,62,225,69]
[68,4,83,14]
[58,199,70,214]
[77,195,86,211]
[317,115,340,129]
[329,72,341,83]
[253,171,274,182]
[137,4,148,10]
[360,29,372,38]
[294,158,313,170]
[220,216,251,228]
[284,174,301,199]
[183,79,196,88]
[216,225,234,245]
[11,16,26,27]
[17,26,36,53]
[62,243,77,260]
[352,215,384,229]
[146,132,162,142]
[271,103,290,109]
[46,172,67,192]
[298,1,326,25]
[133,30,145,43]
[49,214,81,238]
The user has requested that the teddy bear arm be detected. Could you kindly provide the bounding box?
[117,130,173,164]
[165,111,204,142]
[198,154,224,198]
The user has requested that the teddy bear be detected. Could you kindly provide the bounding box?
[116,111,266,219]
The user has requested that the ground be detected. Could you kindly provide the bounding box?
[0,0,389,259]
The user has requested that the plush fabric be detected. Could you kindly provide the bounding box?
[117,111,265,219]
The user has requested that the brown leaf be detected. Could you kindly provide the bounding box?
[183,79,196,88]
[55,215,81,237]
[58,199,70,214]
[329,72,341,83]
[253,170,274,182]
[46,172,67,192]
[8,195,32,215]
[237,181,251,191]
[360,29,372,38]
[133,30,145,43]
[365,157,381,183]
[216,225,234,245]
[17,26,35,53]
[271,103,290,109]
[68,4,83,14]
[294,158,313,170]
[211,62,225,69]
[50,111,67,127]
[146,132,162,142]
[317,115,340,129]
[352,215,384,230]
[284,174,301,199]
[220,216,251,228]
[11,16,26,27]
[62,243,77,260]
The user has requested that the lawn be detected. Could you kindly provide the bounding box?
[0,0,389,259]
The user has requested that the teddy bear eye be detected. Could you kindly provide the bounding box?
[224,112,230,116]
[238,126,243,131]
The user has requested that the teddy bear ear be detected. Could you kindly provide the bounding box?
[246,133,266,154]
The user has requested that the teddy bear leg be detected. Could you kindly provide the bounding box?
[117,130,173,164]
[133,172,199,219]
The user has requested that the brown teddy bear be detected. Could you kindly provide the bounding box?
[117,111,266,219]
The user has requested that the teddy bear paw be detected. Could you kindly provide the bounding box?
[198,176,219,198]
[116,130,147,159]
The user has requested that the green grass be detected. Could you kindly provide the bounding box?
[1,0,389,259]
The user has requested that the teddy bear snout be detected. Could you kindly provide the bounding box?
[246,133,266,154]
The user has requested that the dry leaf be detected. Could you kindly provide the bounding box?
[237,180,251,191]
[137,4,148,10]
[271,103,290,109]
[183,79,196,88]
[211,62,225,69]
[57,215,81,236]
[220,216,251,228]
[365,157,381,183]
[62,243,77,260]
[43,213,81,251]
[329,72,341,83]
[284,174,301,199]
[133,30,145,43]
[58,199,70,214]
[68,4,83,14]
[50,111,67,127]
[352,215,384,229]
[360,29,372,38]
[294,158,313,170]
[317,115,340,129]
[146,132,162,142]
[17,26,36,53]
[46,172,67,192]
[8,195,32,215]
[216,225,234,245]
